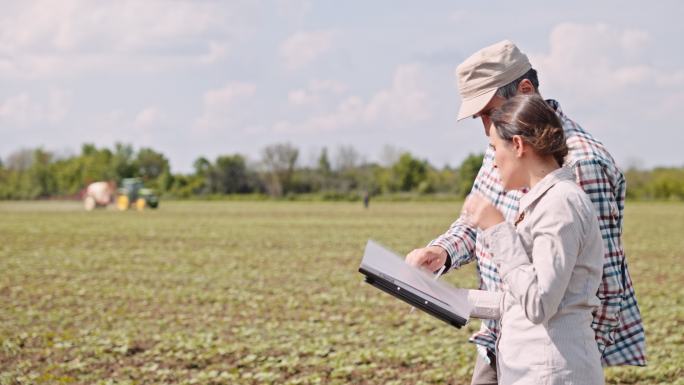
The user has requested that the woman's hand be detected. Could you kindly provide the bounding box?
[462,193,505,230]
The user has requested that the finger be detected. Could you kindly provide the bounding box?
[405,249,421,266]
[428,259,443,271]
[414,251,435,268]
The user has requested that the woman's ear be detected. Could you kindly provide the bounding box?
[512,135,525,158]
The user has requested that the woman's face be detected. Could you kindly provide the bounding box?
[489,124,526,190]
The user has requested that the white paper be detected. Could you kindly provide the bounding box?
[360,240,501,320]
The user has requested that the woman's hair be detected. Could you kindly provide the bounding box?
[490,94,568,166]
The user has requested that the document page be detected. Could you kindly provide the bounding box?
[360,240,501,320]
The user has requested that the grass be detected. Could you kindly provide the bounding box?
[0,200,682,384]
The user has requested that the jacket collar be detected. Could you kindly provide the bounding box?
[518,167,575,214]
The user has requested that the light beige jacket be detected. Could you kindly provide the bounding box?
[481,167,605,385]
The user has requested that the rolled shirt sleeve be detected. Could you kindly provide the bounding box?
[482,199,581,325]
[429,217,478,271]
[429,147,512,272]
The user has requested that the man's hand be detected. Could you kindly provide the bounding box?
[405,246,448,273]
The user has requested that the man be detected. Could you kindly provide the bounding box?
[405,40,646,385]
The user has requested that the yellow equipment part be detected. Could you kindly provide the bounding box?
[135,198,146,211]
[116,195,129,211]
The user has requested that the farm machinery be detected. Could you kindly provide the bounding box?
[83,181,116,211]
[83,178,159,211]
[115,178,159,211]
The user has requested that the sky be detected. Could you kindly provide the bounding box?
[1,0,683,173]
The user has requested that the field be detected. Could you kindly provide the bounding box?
[1,201,682,384]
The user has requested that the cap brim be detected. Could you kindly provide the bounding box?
[456,88,497,121]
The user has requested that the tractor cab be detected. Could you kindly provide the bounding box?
[116,178,159,211]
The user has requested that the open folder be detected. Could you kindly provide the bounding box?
[358,240,501,328]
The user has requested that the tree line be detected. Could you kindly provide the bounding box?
[0,142,682,201]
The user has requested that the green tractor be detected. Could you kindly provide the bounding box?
[116,178,159,211]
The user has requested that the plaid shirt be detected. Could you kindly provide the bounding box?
[431,100,646,366]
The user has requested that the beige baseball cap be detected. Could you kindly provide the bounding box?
[455,40,532,121]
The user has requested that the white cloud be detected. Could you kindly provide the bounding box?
[531,23,681,96]
[0,1,258,78]
[279,30,334,70]
[275,63,432,133]
[133,107,163,129]
[198,41,230,65]
[203,83,257,110]
[528,22,684,166]
[287,89,311,106]
[287,79,348,106]
[530,22,684,117]
[275,96,364,134]
[193,82,257,132]
[365,63,432,124]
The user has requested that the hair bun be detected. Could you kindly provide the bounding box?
[490,95,568,166]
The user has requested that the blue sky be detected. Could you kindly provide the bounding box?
[1,1,682,172]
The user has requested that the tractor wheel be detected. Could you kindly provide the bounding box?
[84,196,96,211]
[135,198,146,211]
[117,195,129,211]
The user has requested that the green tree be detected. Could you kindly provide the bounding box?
[649,168,684,200]
[192,156,212,194]
[111,143,137,181]
[136,147,169,181]
[261,143,299,197]
[80,144,115,184]
[318,147,331,176]
[168,173,205,198]
[193,157,211,177]
[4,149,37,198]
[156,169,174,193]
[212,154,251,194]
[457,153,484,198]
[392,153,428,192]
[28,149,57,198]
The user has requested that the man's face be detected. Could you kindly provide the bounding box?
[474,95,506,136]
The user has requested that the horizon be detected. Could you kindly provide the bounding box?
[1,139,680,174]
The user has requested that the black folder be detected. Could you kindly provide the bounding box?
[358,240,471,328]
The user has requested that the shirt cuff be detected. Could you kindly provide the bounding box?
[481,221,530,278]
[428,238,454,272]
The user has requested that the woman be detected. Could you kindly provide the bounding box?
[462,95,604,384]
